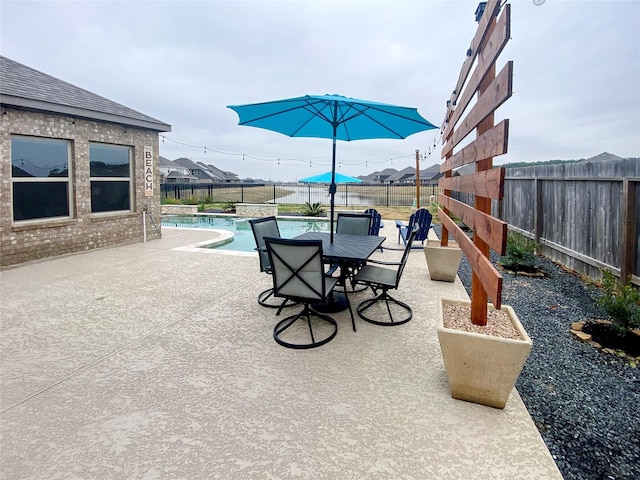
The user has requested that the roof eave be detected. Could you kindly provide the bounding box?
[1,94,172,132]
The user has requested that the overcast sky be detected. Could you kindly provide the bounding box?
[2,0,639,182]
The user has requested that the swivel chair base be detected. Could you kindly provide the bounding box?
[258,288,297,310]
[357,292,412,326]
[273,305,338,349]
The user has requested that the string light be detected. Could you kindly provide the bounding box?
[421,129,443,165]
[159,133,419,169]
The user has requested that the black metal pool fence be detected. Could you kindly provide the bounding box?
[161,183,440,207]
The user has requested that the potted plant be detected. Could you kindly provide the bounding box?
[437,299,532,409]
[424,238,463,282]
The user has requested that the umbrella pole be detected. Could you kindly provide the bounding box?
[330,135,337,243]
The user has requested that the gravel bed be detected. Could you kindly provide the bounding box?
[435,226,640,479]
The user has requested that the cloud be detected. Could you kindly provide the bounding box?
[2,0,638,181]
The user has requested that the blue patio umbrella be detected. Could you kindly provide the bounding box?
[227,94,436,241]
[299,171,363,184]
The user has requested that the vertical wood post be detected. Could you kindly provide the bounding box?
[441,150,452,248]
[415,149,421,209]
[535,177,543,244]
[620,179,637,285]
[470,15,497,326]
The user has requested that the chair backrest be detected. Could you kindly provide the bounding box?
[407,208,433,242]
[249,216,280,273]
[363,208,382,236]
[395,224,420,287]
[336,213,372,236]
[264,237,327,303]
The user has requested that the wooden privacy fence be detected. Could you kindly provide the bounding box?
[499,158,640,286]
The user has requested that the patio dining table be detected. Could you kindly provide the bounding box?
[293,232,385,313]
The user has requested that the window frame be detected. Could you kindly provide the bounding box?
[10,135,74,224]
[89,142,134,215]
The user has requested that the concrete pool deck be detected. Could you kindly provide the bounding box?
[0,227,562,479]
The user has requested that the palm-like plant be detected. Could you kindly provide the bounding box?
[301,202,325,217]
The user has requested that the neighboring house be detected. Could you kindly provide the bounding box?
[350,165,444,185]
[172,157,240,183]
[173,157,214,183]
[371,168,398,184]
[580,152,623,163]
[159,156,196,184]
[173,157,217,183]
[356,173,376,183]
[197,162,241,183]
[407,164,443,185]
[0,56,171,268]
[386,166,416,184]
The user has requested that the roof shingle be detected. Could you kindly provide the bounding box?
[0,56,171,132]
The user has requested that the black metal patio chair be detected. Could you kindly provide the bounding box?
[265,237,341,349]
[249,216,296,310]
[335,212,372,293]
[353,224,419,326]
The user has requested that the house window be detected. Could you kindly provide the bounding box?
[90,143,132,213]
[11,136,72,222]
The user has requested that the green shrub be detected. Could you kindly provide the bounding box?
[161,197,181,205]
[598,270,640,334]
[500,231,537,270]
[222,201,236,213]
[301,202,325,217]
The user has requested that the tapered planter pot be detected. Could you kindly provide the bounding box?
[437,299,533,409]
[424,241,463,282]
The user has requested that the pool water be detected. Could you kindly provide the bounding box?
[161,215,330,252]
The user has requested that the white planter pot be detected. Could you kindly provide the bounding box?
[437,299,533,409]
[424,241,463,282]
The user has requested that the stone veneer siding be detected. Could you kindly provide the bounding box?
[235,203,278,217]
[0,108,163,268]
[161,204,199,215]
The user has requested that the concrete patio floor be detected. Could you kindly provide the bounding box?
[0,227,562,479]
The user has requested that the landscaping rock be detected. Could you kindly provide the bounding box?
[571,330,592,342]
[571,321,585,331]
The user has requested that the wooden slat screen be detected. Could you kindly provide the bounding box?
[438,0,512,325]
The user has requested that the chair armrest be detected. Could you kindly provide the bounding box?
[325,263,340,277]
[395,220,406,244]
[365,258,402,267]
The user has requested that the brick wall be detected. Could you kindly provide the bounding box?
[0,108,163,268]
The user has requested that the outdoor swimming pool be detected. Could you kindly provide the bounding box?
[161,214,330,252]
